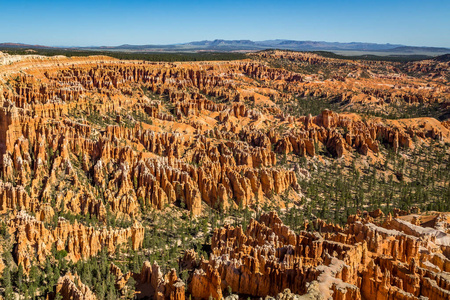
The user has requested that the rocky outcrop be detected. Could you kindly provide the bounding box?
[110,262,132,291]
[0,51,449,300]
[187,211,450,300]
[8,210,144,271]
[55,272,97,300]
[139,261,185,300]
[0,53,447,222]
[252,50,450,104]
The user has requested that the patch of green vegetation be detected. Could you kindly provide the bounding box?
[281,96,343,117]
[0,48,247,62]
[368,102,445,120]
[1,245,124,299]
[131,110,153,126]
[297,141,450,225]
[311,51,431,62]
[255,49,431,63]
[282,95,445,120]
[0,202,261,299]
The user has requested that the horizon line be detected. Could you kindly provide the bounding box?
[1,39,450,49]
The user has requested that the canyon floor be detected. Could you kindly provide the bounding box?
[0,49,449,299]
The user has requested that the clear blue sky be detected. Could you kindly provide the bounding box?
[1,0,449,47]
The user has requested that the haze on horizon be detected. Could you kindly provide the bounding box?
[0,0,449,48]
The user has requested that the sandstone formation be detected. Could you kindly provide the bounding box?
[8,210,144,271]
[53,260,186,300]
[55,272,97,300]
[138,261,185,300]
[186,211,450,300]
[0,52,447,222]
[0,50,448,299]
[252,50,450,119]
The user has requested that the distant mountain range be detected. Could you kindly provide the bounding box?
[88,40,450,53]
[1,40,449,55]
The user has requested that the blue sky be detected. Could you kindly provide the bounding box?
[0,0,449,47]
